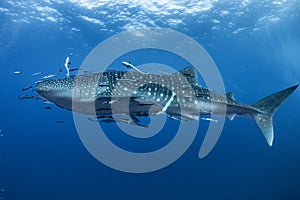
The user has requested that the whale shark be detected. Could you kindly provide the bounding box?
[35,65,298,146]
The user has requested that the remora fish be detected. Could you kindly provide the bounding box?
[36,66,298,146]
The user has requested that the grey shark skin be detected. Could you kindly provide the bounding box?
[36,66,298,146]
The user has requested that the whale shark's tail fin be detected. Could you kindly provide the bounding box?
[251,85,298,146]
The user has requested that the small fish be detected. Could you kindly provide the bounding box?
[42,100,54,104]
[35,80,45,85]
[99,118,115,124]
[102,99,119,104]
[122,61,145,74]
[200,117,218,122]
[55,120,65,124]
[168,115,181,121]
[13,70,22,75]
[69,68,82,72]
[96,116,110,119]
[156,91,176,115]
[21,86,33,91]
[87,117,99,122]
[64,56,71,77]
[41,73,59,80]
[18,95,40,100]
[98,84,110,87]
[31,72,42,77]
[44,106,51,110]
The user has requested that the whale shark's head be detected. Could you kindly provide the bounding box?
[35,75,101,114]
[36,78,74,104]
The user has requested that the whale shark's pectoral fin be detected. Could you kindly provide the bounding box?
[117,113,149,128]
[114,115,149,128]
[97,115,148,128]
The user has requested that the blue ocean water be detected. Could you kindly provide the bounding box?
[1,1,300,199]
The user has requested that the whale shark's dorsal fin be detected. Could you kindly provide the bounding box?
[173,66,200,87]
